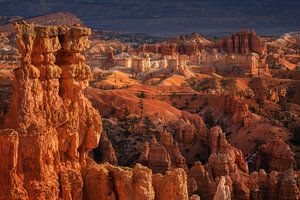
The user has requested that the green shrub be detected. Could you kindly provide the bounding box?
[138,91,146,99]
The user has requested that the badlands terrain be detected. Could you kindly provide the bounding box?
[0,12,300,200]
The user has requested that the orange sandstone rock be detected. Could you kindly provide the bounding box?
[213,176,231,200]
[153,168,189,200]
[148,137,171,173]
[218,30,266,55]
[0,22,101,199]
[84,164,116,200]
[93,131,118,165]
[254,139,296,172]
[208,126,249,176]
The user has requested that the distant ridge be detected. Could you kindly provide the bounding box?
[0,12,84,35]
[0,16,23,26]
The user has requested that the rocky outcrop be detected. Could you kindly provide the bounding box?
[214,53,259,77]
[160,130,187,169]
[218,30,266,55]
[188,126,249,199]
[173,112,207,146]
[249,169,300,200]
[139,130,188,173]
[153,168,189,200]
[59,165,84,200]
[132,56,151,73]
[254,139,296,172]
[84,163,189,200]
[84,164,117,200]
[208,126,249,176]
[138,44,160,54]
[160,43,177,55]
[223,95,250,124]
[1,21,300,200]
[175,118,197,144]
[178,43,200,56]
[187,126,300,200]
[109,164,155,200]
[266,86,287,103]
[189,162,217,199]
[0,129,27,199]
[0,34,19,67]
[55,23,102,161]
[277,170,300,200]
[93,131,118,165]
[0,22,193,200]
[213,176,231,200]
[84,163,155,200]
[0,22,101,199]
[230,173,250,200]
[148,137,172,173]
[136,33,212,56]
[167,56,194,76]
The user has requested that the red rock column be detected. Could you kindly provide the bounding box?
[1,22,67,200]
[56,26,102,161]
[0,130,27,199]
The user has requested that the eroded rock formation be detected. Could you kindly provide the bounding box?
[208,126,249,176]
[0,22,190,200]
[188,126,299,200]
[84,163,189,200]
[153,168,189,200]
[215,53,259,77]
[254,139,296,172]
[218,30,266,55]
[249,169,300,200]
[213,176,231,200]
[93,131,118,165]
[0,21,101,200]
[148,137,172,173]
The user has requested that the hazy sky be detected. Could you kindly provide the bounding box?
[0,0,299,36]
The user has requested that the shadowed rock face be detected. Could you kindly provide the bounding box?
[0,22,189,200]
[254,139,296,172]
[217,30,266,55]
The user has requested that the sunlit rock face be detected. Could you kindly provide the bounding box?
[0,22,102,199]
[0,22,190,200]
